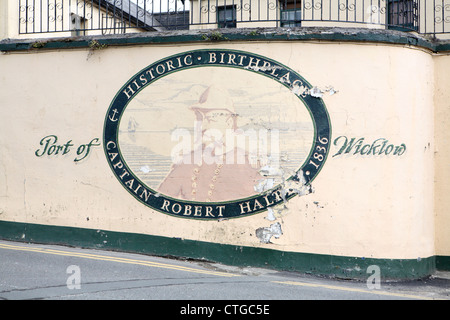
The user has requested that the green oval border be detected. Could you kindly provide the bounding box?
[103,49,331,220]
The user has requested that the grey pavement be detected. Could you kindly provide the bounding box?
[0,240,449,302]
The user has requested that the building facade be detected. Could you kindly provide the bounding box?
[0,0,449,279]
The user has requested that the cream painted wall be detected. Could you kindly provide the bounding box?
[0,1,8,39]
[434,54,450,257]
[0,40,439,261]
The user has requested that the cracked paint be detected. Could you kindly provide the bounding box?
[255,169,315,242]
[256,222,282,243]
[309,86,339,98]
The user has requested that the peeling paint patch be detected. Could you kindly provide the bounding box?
[283,170,314,197]
[257,169,315,221]
[254,178,275,193]
[265,208,276,221]
[309,86,339,98]
[259,165,283,177]
[256,222,282,243]
[291,83,338,98]
[328,87,338,95]
[310,86,324,98]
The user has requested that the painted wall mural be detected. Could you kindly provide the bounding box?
[103,49,332,219]
[31,49,409,222]
[4,35,442,275]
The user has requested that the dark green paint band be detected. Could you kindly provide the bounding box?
[0,220,443,280]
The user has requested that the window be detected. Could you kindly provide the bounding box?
[280,1,301,27]
[281,8,301,27]
[217,5,236,28]
[388,0,418,31]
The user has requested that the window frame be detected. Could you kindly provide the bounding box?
[217,5,237,28]
[387,0,419,32]
[280,7,302,27]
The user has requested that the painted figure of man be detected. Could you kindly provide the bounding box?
[157,85,264,202]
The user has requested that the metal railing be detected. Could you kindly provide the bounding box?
[18,0,189,34]
[17,0,450,36]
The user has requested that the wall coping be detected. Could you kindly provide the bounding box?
[1,27,450,53]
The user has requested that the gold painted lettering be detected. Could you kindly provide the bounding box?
[184,205,192,215]
[161,199,170,211]
[227,53,236,65]
[263,194,274,206]
[123,84,135,99]
[253,199,264,211]
[216,205,225,217]
[239,201,252,214]
[184,54,193,66]
[194,206,202,216]
[209,52,216,63]
[165,60,175,71]
[205,206,214,217]
[172,203,182,214]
